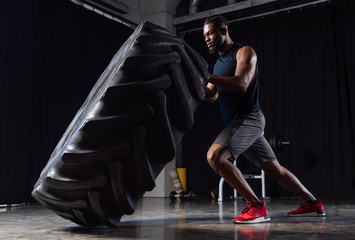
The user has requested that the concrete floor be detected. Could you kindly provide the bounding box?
[0,197,354,239]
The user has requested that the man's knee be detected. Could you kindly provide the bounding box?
[261,160,285,178]
[206,145,231,173]
[206,148,220,169]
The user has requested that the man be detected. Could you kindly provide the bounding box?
[203,15,325,224]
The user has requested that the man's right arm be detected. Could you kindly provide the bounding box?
[204,82,218,102]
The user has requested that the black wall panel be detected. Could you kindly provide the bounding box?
[0,0,133,203]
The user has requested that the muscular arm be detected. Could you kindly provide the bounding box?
[204,82,218,102]
[208,46,257,93]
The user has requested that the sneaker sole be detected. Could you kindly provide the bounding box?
[288,211,326,217]
[233,216,271,224]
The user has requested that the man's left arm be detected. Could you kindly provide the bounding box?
[208,46,257,93]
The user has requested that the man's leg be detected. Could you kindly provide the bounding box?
[260,160,316,201]
[261,160,325,216]
[207,143,260,203]
[207,143,270,223]
[243,133,325,217]
[208,111,271,222]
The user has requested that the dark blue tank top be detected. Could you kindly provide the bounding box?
[213,43,260,126]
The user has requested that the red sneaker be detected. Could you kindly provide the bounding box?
[235,223,270,240]
[288,198,325,216]
[233,200,270,224]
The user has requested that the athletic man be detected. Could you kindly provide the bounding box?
[203,15,325,223]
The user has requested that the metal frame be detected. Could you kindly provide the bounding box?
[174,0,331,35]
[218,160,266,202]
[70,0,137,29]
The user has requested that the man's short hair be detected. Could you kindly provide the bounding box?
[204,15,228,29]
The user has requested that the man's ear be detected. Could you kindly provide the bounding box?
[221,26,228,35]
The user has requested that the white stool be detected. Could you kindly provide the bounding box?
[218,160,266,202]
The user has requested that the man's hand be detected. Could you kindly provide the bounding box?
[204,82,218,102]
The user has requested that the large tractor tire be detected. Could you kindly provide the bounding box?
[32,21,209,227]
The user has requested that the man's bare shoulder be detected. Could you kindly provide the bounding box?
[236,46,257,61]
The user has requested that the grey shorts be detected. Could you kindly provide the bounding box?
[213,110,277,168]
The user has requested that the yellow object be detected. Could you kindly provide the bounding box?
[176,168,187,192]
[211,190,216,199]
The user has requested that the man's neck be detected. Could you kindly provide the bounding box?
[218,39,234,55]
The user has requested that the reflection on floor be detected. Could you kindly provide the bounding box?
[0,197,354,239]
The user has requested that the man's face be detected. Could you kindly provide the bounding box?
[203,23,223,54]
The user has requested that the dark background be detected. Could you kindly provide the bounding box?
[182,0,355,198]
[0,0,133,203]
[0,0,354,203]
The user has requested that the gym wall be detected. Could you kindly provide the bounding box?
[0,0,133,203]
